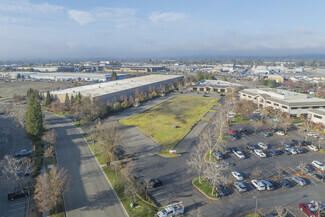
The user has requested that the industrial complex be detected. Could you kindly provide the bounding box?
[191,79,243,93]
[239,88,325,117]
[48,74,183,103]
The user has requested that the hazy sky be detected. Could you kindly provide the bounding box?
[1,0,325,59]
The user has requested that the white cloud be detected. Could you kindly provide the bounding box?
[68,10,94,26]
[0,0,64,14]
[149,12,186,23]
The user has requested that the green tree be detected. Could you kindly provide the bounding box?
[65,93,70,109]
[45,90,51,106]
[268,80,276,88]
[111,71,117,80]
[113,102,121,111]
[25,91,44,138]
[262,79,268,86]
[222,77,227,81]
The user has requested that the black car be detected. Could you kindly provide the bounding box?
[301,141,312,146]
[313,173,325,181]
[270,128,278,133]
[260,131,271,137]
[276,179,290,188]
[150,179,163,188]
[267,148,278,156]
[291,139,300,145]
[299,164,312,173]
[217,184,229,196]
[7,189,29,201]
[226,148,233,154]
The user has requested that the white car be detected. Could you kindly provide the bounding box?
[233,182,247,192]
[233,150,245,159]
[231,171,243,181]
[288,148,297,155]
[312,160,325,171]
[276,131,285,136]
[257,142,268,150]
[254,149,266,158]
[251,180,265,190]
[308,145,319,152]
[307,132,319,138]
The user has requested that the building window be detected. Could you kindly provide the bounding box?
[291,107,298,110]
[248,96,252,98]
[243,94,246,96]
[220,89,225,92]
[282,106,288,109]
[314,114,323,119]
[302,107,309,109]
[274,103,279,106]
[266,101,271,104]
[312,106,320,109]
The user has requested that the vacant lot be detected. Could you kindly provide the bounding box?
[0,80,73,98]
[120,95,219,151]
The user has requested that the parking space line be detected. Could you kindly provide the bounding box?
[8,206,25,212]
[287,208,298,217]
[151,190,169,197]
[8,201,26,206]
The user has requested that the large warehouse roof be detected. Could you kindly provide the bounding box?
[50,74,183,97]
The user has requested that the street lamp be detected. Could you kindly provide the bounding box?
[253,196,258,216]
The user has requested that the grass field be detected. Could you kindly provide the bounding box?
[192,177,219,199]
[120,96,219,153]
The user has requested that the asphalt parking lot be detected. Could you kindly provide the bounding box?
[0,115,31,217]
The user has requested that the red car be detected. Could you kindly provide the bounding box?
[299,202,318,217]
[228,129,237,135]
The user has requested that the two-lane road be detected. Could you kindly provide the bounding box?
[44,111,127,217]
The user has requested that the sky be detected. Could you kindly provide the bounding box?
[1,0,325,60]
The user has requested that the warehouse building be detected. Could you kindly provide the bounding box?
[239,88,325,117]
[308,109,325,127]
[191,80,243,93]
[47,74,183,103]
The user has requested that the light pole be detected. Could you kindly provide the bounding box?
[254,196,258,216]
[92,133,95,153]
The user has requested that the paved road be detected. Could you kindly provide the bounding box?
[44,112,127,217]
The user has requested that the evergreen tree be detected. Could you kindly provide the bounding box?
[25,91,44,138]
[111,71,117,80]
[65,93,70,109]
[45,90,51,106]
[26,88,34,103]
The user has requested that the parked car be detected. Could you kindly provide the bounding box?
[270,128,278,133]
[313,173,325,181]
[231,134,240,140]
[228,129,237,135]
[293,147,304,154]
[276,131,285,136]
[251,180,265,190]
[16,170,31,177]
[276,179,290,188]
[301,141,312,146]
[254,149,266,158]
[233,182,247,192]
[291,139,300,145]
[226,148,232,154]
[267,148,278,156]
[231,171,243,181]
[217,184,229,196]
[15,149,32,157]
[283,143,291,148]
[216,162,231,167]
[257,142,268,150]
[281,149,291,155]
[288,148,297,155]
[260,131,271,137]
[308,145,319,152]
[299,202,318,217]
[312,160,325,171]
[246,143,256,151]
[260,180,274,190]
[149,179,163,188]
[299,163,312,173]
[292,176,307,186]
[233,150,245,159]
[307,132,319,138]
[7,189,29,201]
[213,152,223,160]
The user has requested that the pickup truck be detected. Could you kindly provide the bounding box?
[157,201,184,217]
[15,149,32,157]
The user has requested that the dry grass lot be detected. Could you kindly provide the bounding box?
[120,95,219,151]
[0,80,73,98]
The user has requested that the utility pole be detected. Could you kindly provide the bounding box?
[92,133,94,153]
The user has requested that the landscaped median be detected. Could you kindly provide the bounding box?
[204,151,218,163]
[120,95,220,157]
[192,177,219,200]
[103,166,157,217]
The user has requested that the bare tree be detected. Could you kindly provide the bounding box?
[214,103,229,142]
[44,146,55,159]
[95,122,122,161]
[201,128,215,161]
[276,164,286,177]
[120,166,138,202]
[187,143,206,184]
[34,165,71,212]
[140,179,154,201]
[251,168,264,180]
[302,120,314,141]
[203,163,228,195]
[42,129,57,146]
[0,155,34,189]
[275,206,288,217]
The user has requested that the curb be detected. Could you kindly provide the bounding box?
[191,179,220,201]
